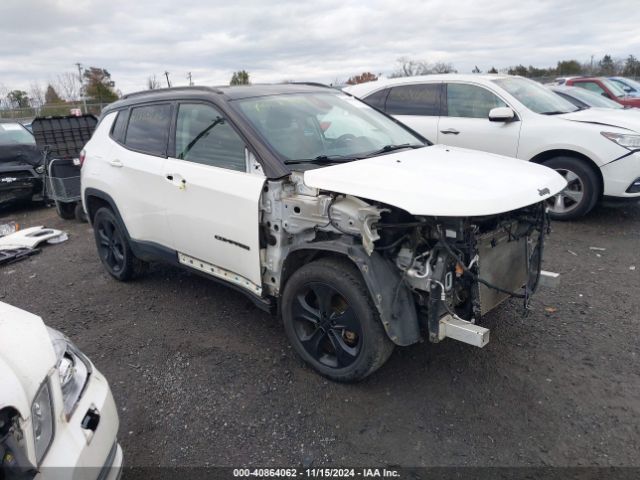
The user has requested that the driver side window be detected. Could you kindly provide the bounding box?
[445,84,507,118]
[175,103,246,172]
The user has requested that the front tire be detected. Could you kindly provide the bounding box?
[281,258,394,382]
[543,156,599,220]
[92,207,146,281]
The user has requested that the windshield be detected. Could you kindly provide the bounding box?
[493,77,579,114]
[234,92,425,163]
[0,122,35,146]
[618,77,640,92]
[563,88,623,109]
[601,78,628,98]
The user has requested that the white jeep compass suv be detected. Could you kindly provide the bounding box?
[81,84,564,381]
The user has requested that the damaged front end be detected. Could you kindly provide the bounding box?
[261,172,553,348]
[387,203,549,346]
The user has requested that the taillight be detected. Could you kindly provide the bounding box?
[79,149,86,168]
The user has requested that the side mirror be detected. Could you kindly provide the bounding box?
[488,107,515,122]
[623,86,632,92]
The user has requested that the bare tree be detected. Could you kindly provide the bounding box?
[0,83,10,110]
[431,62,457,74]
[388,57,456,78]
[389,57,432,78]
[29,82,45,110]
[55,72,81,101]
[147,74,161,90]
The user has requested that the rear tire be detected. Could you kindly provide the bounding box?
[92,207,147,281]
[543,156,599,220]
[74,202,87,223]
[55,200,76,220]
[281,257,394,382]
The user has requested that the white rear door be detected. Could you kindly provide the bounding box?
[105,104,173,245]
[163,102,265,290]
[383,83,442,143]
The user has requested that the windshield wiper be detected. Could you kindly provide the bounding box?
[361,143,423,158]
[283,154,357,165]
[540,111,570,115]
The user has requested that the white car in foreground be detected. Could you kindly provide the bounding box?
[0,302,122,479]
[345,74,640,219]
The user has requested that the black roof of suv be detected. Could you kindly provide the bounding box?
[105,83,336,114]
[100,84,343,179]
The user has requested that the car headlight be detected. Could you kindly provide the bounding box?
[601,131,640,150]
[47,327,92,419]
[31,379,54,465]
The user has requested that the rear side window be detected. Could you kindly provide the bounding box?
[362,89,389,110]
[110,110,128,143]
[576,82,605,95]
[124,104,171,156]
[445,84,507,118]
[175,103,246,172]
[385,84,441,116]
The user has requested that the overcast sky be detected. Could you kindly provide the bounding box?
[1,0,639,95]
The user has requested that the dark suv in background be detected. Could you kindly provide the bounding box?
[0,120,43,207]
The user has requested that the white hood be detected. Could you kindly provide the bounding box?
[560,107,640,133]
[303,145,566,216]
[0,302,56,414]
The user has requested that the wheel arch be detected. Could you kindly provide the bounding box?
[84,188,119,225]
[530,149,604,198]
[280,240,421,346]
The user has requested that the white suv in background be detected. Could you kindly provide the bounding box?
[345,75,640,219]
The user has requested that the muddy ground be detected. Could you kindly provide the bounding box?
[1,201,639,468]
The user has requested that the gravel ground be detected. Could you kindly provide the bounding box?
[1,201,639,468]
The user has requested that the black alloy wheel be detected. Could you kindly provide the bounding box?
[291,282,362,369]
[282,258,394,382]
[92,207,146,281]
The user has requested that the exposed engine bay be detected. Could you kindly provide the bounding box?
[260,173,549,347]
[0,409,36,479]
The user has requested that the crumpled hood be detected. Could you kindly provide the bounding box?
[0,144,43,168]
[560,107,640,133]
[0,302,55,413]
[303,145,567,216]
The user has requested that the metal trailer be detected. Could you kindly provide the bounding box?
[31,115,97,220]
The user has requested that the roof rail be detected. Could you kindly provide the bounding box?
[288,82,335,89]
[121,85,222,100]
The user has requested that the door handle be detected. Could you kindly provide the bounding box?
[165,174,187,190]
[109,159,123,167]
[440,128,460,135]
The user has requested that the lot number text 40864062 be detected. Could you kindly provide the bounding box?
[233,468,401,478]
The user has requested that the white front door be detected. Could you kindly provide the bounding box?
[163,102,265,291]
[437,83,521,158]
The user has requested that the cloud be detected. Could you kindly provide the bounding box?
[0,0,639,94]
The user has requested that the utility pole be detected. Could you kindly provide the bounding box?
[76,62,88,114]
[164,71,171,88]
[187,72,193,86]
